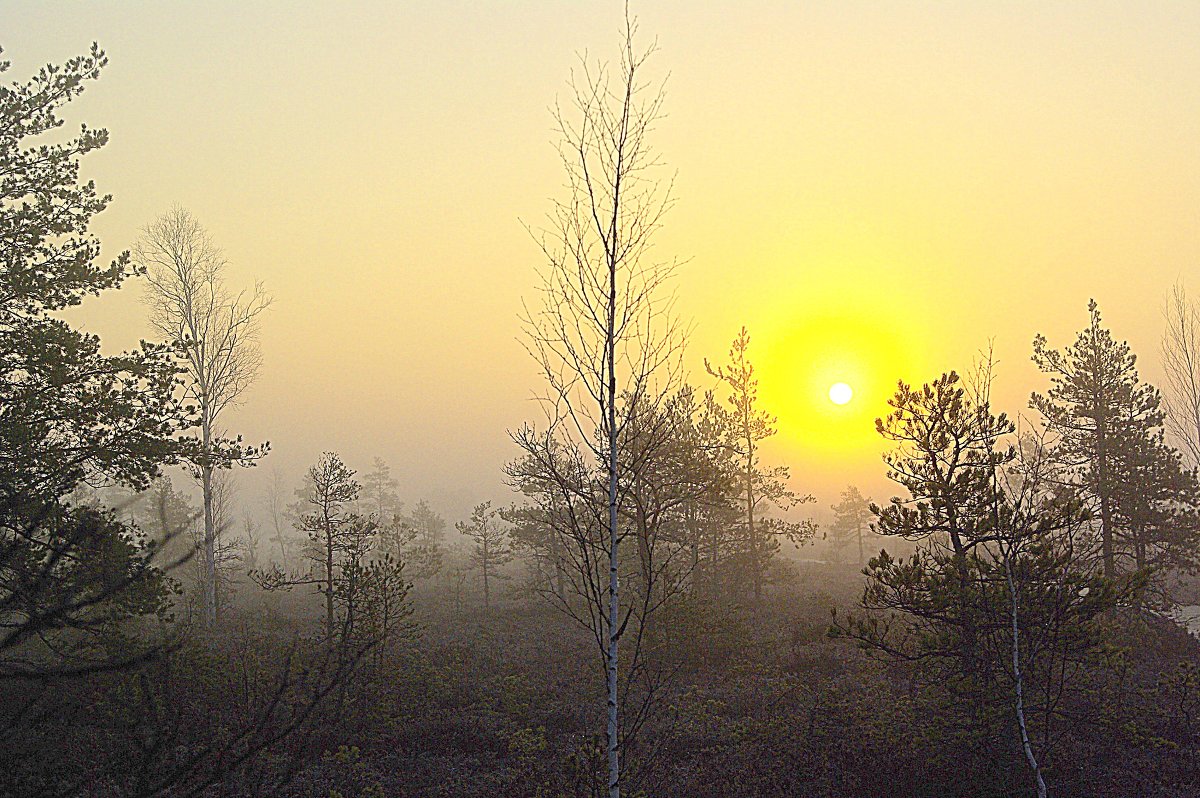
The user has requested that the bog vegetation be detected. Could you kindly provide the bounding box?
[2,25,1199,798]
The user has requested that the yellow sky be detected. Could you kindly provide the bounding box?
[5,1,1199,522]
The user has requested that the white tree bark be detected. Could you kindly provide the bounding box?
[1003,544,1048,798]
[138,207,270,629]
[515,11,680,795]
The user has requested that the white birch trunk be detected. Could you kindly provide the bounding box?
[1004,548,1048,798]
[605,238,621,798]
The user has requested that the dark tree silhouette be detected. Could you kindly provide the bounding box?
[836,370,1131,797]
[0,43,189,682]
[252,453,402,644]
[1032,300,1200,595]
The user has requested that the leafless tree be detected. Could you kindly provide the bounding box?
[138,207,271,630]
[240,510,261,572]
[1162,281,1200,469]
[511,11,683,796]
[977,359,1050,798]
[263,465,290,568]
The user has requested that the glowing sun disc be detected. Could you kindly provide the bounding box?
[828,382,853,405]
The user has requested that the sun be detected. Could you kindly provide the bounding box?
[828,381,853,405]
[752,302,925,461]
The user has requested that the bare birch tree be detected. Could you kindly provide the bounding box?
[138,207,271,629]
[1162,281,1200,469]
[510,12,683,797]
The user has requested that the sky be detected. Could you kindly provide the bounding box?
[5,1,1200,528]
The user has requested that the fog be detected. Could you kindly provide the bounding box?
[3,3,1200,797]
[7,1,1200,523]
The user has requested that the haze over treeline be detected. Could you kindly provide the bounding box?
[3,3,1200,798]
[4,1,1199,523]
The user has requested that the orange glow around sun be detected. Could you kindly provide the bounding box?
[753,302,925,466]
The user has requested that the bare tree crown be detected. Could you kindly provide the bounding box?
[1161,281,1200,469]
[520,18,686,455]
[138,206,272,427]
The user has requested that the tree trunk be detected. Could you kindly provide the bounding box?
[689,512,699,592]
[275,524,287,569]
[1099,493,1115,579]
[710,517,720,597]
[201,418,217,630]
[325,530,335,643]
[554,555,566,603]
[483,561,490,611]
[636,501,655,646]
[636,503,652,595]
[1005,548,1048,798]
[605,234,620,798]
[1096,417,1116,579]
[745,444,759,603]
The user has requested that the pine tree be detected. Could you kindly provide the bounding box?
[836,370,1128,794]
[1032,300,1200,589]
[253,452,375,642]
[361,457,402,520]
[379,499,443,580]
[0,44,186,678]
[456,502,513,611]
[705,327,814,602]
[828,485,873,564]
